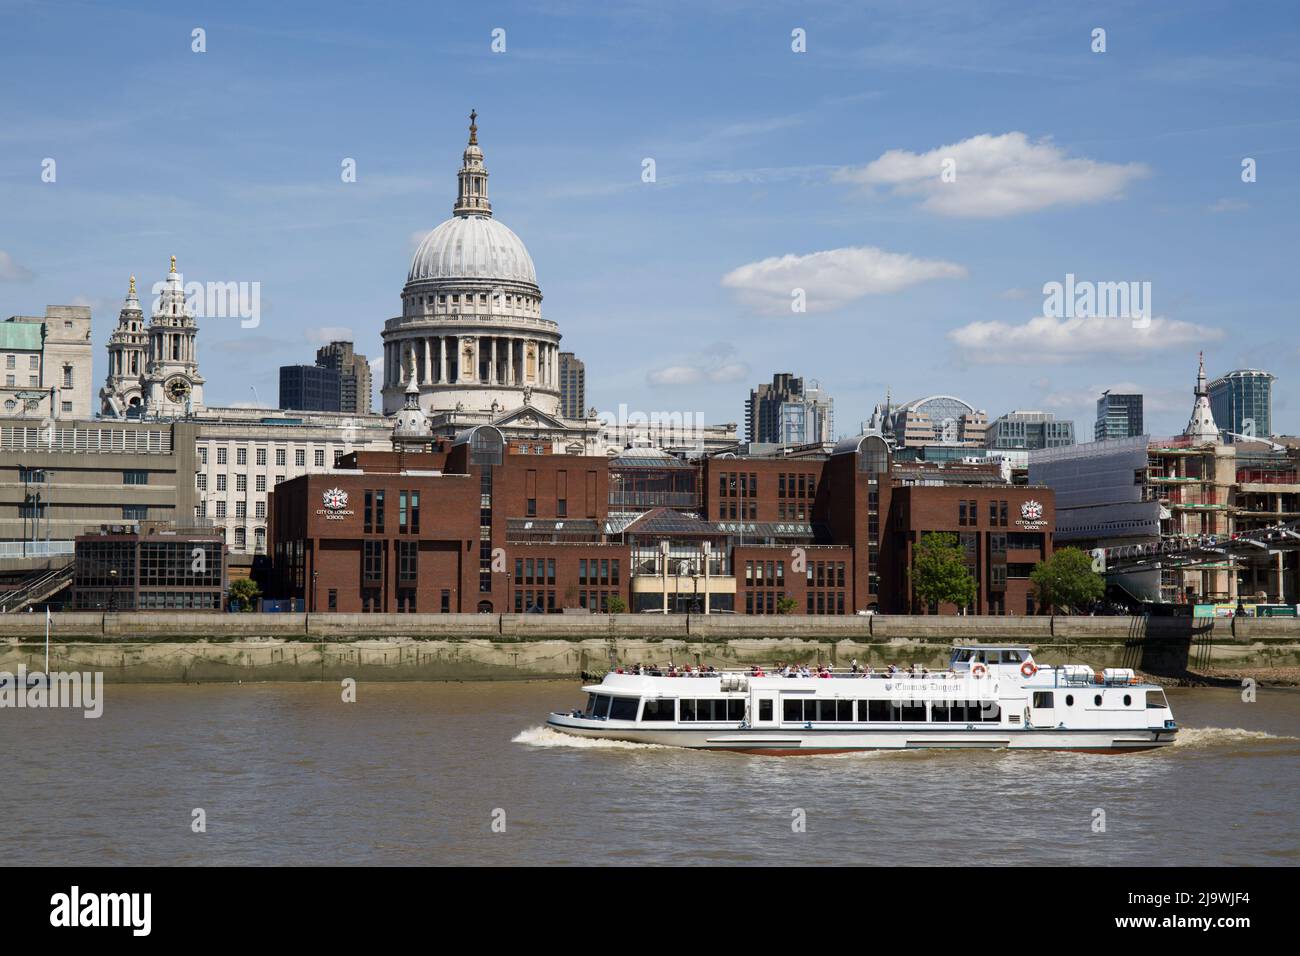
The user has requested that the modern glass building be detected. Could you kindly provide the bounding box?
[985,410,1075,450]
[747,373,833,445]
[1208,369,1275,441]
[279,364,341,412]
[1095,391,1144,440]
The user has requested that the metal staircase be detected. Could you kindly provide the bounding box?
[0,563,75,614]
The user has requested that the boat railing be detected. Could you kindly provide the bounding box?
[614,669,968,680]
[1054,670,1144,688]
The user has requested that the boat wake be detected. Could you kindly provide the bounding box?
[1171,726,1298,750]
[512,725,672,751]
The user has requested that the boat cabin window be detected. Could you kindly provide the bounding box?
[852,699,999,722]
[1032,692,1054,708]
[609,697,639,721]
[758,699,773,721]
[952,650,973,663]
[585,694,612,718]
[1000,650,1023,663]
[784,699,853,722]
[641,699,675,721]
[680,699,745,722]
[1146,690,1169,709]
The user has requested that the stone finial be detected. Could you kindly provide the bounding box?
[169,255,177,274]
[469,109,478,146]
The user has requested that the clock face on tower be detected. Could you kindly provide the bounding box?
[166,377,191,403]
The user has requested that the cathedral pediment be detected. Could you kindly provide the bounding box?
[491,404,567,430]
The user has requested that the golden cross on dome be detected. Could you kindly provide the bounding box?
[169,255,177,274]
[128,274,136,295]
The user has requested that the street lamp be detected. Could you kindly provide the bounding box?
[108,567,118,612]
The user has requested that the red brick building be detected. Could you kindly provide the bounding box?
[268,428,1054,615]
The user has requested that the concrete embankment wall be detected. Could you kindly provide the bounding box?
[1,612,1297,682]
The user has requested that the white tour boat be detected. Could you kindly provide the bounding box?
[545,645,1178,754]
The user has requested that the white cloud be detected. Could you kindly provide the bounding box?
[836,132,1149,218]
[305,326,355,345]
[647,343,749,387]
[948,314,1223,364]
[0,251,34,281]
[1208,198,1249,213]
[999,287,1030,300]
[722,245,967,314]
[1039,382,1186,416]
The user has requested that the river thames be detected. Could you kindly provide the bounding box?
[4,682,1297,866]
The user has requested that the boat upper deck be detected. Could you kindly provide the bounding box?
[583,663,1159,695]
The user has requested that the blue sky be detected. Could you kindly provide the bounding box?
[2,0,1298,436]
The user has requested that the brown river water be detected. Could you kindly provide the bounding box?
[3,681,1297,866]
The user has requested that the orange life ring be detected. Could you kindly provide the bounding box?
[971,663,988,678]
[1020,661,1038,678]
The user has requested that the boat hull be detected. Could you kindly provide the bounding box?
[544,713,1176,754]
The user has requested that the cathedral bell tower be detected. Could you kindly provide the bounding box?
[99,274,150,416]
[141,255,206,416]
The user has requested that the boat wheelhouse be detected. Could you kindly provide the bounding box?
[544,645,1177,754]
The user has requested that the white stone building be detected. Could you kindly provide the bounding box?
[1,305,93,421]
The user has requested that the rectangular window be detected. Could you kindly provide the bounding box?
[276,448,286,466]
[217,448,228,465]
[295,449,305,467]
[123,470,148,485]
[641,699,674,721]
[256,475,266,493]
[315,449,325,467]
[236,474,247,492]
[256,447,267,466]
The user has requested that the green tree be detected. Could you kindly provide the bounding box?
[1030,547,1105,614]
[228,578,261,612]
[911,532,977,613]
[606,595,628,614]
[776,595,798,615]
